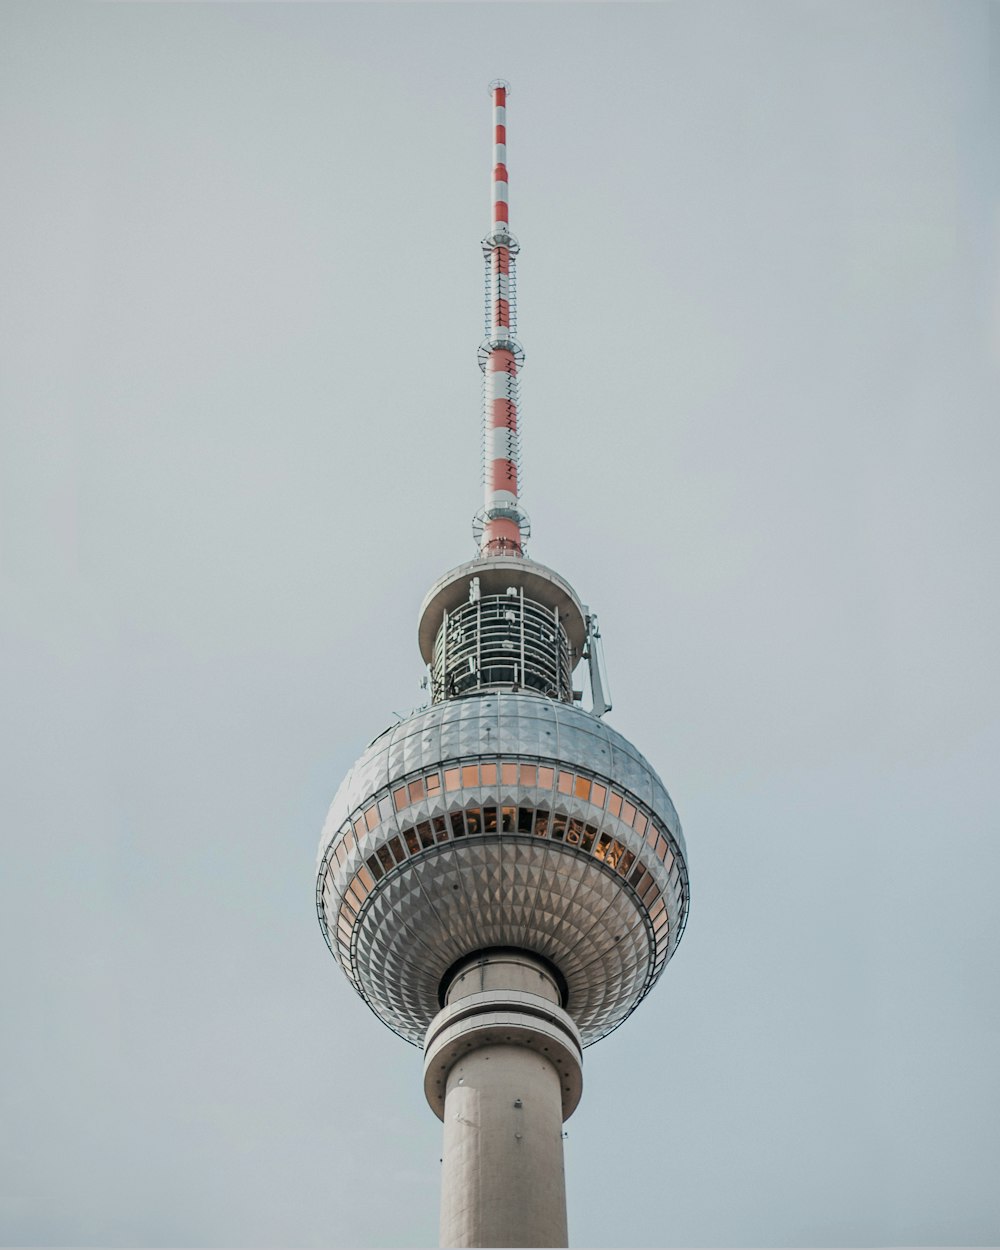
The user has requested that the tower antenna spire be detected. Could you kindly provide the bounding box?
[475,79,530,557]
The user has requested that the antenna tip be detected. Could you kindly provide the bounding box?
[488,79,511,96]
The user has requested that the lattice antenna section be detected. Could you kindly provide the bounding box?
[473,80,530,558]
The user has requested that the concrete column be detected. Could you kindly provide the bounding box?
[423,952,583,1249]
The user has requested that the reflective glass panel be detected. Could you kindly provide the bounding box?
[408,779,425,804]
[621,802,636,827]
[425,773,441,794]
[404,828,420,855]
[466,809,482,835]
[634,813,648,837]
[335,842,347,867]
[358,864,374,891]
[538,767,554,788]
[450,811,466,838]
[483,807,498,833]
[377,846,394,872]
[417,822,434,849]
[534,812,549,837]
[501,763,518,786]
[364,806,379,833]
[366,854,383,881]
[608,792,623,817]
[353,817,365,841]
[462,765,479,788]
[519,764,537,786]
[344,831,355,854]
[566,819,583,845]
[557,771,573,795]
[501,806,516,832]
[581,824,597,852]
[574,776,592,801]
[389,836,406,865]
[392,787,408,811]
[517,806,534,834]
[480,763,497,785]
[551,814,567,840]
[619,849,636,876]
[591,783,607,807]
[444,768,461,792]
[433,816,449,842]
[594,833,612,861]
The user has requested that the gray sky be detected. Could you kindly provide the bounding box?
[1,2,998,1246]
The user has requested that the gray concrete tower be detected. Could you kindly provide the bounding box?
[315,83,690,1248]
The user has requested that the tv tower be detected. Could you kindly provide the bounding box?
[316,82,690,1248]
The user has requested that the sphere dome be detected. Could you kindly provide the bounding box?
[316,692,689,1046]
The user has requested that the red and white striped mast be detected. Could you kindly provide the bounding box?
[475,79,529,558]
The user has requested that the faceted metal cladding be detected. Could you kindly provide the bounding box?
[315,693,689,1047]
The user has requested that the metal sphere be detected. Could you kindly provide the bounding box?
[316,693,689,1046]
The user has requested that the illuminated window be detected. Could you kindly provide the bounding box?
[538,767,554,789]
[591,783,606,807]
[417,822,434,849]
[450,812,466,838]
[566,819,583,844]
[392,786,408,811]
[483,807,498,833]
[444,768,460,792]
[518,806,534,834]
[607,840,624,869]
[641,878,660,905]
[501,763,518,786]
[574,776,592,801]
[628,862,645,888]
[425,773,441,794]
[466,809,482,835]
[433,816,449,842]
[621,801,636,827]
[594,833,612,862]
[403,827,420,855]
[619,849,635,877]
[376,846,394,873]
[357,864,375,892]
[480,763,497,785]
[366,854,383,881]
[389,836,406,865]
[581,824,597,852]
[551,814,567,840]
[646,824,659,849]
[462,764,479,788]
[634,813,647,837]
[341,891,359,915]
[408,779,425,804]
[608,792,622,818]
[364,806,379,833]
[656,835,669,861]
[520,764,537,786]
[534,812,549,837]
[557,771,573,795]
[501,806,516,832]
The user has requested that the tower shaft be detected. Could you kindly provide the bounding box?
[425,953,581,1248]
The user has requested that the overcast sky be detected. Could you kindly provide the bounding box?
[1,2,998,1247]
